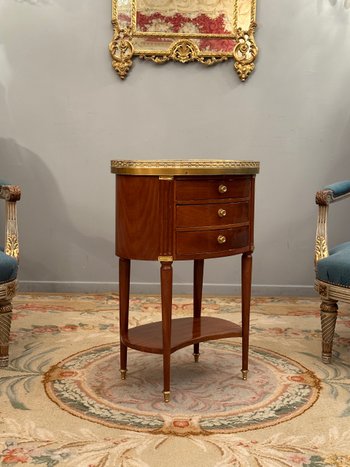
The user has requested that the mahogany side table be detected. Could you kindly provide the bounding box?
[111,160,260,402]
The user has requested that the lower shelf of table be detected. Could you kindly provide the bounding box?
[122,316,242,354]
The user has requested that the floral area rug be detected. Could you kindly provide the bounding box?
[0,293,350,466]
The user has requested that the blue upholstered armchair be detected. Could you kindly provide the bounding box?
[315,180,350,363]
[0,182,21,367]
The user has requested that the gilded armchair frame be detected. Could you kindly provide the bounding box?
[109,0,258,81]
[314,187,350,363]
[0,183,20,367]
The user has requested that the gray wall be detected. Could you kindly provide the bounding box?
[1,0,350,295]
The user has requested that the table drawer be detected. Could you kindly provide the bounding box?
[175,177,250,202]
[176,202,249,228]
[176,226,249,256]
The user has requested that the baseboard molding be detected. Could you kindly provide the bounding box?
[18,281,317,297]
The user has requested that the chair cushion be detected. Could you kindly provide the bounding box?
[0,250,18,282]
[316,241,350,287]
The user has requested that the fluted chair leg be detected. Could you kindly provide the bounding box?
[0,301,12,367]
[320,299,338,364]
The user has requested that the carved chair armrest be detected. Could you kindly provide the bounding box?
[314,180,350,265]
[316,180,350,206]
[0,183,21,261]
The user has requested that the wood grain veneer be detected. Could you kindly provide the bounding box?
[113,165,257,401]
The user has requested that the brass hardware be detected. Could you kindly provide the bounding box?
[158,256,173,262]
[241,369,248,380]
[163,391,171,403]
[193,352,200,363]
[218,184,228,194]
[159,176,174,181]
[218,208,227,218]
[120,369,127,380]
[111,160,260,176]
[217,235,227,244]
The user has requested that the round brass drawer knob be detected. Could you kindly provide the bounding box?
[218,184,228,194]
[217,235,227,244]
[218,208,227,218]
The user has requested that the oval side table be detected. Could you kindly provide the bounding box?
[111,159,260,402]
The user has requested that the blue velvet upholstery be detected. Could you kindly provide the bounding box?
[316,241,350,287]
[325,180,350,198]
[0,250,18,282]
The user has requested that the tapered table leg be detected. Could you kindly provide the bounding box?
[241,252,252,380]
[119,257,130,380]
[193,259,204,362]
[160,260,173,402]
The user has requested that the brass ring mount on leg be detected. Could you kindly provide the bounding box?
[0,355,9,367]
[241,369,248,380]
[120,369,127,380]
[163,391,171,403]
[322,353,332,364]
[193,352,200,363]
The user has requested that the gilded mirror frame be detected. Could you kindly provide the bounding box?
[109,0,258,81]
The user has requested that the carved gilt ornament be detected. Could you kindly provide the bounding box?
[110,0,258,80]
[315,235,329,264]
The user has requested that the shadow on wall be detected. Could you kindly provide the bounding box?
[0,29,57,284]
[0,137,115,289]
[0,23,116,291]
[0,137,73,284]
[13,0,350,9]
[13,0,51,4]
[328,0,350,8]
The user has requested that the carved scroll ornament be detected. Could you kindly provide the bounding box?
[110,0,258,80]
